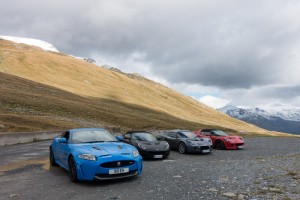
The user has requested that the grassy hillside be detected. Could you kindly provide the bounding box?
[0,39,290,136]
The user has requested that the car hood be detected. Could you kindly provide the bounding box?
[73,142,135,157]
[223,136,244,142]
[137,141,162,145]
[186,138,212,145]
[136,141,168,150]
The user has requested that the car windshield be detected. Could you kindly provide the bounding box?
[132,132,157,142]
[179,131,197,139]
[72,130,117,144]
[212,130,228,136]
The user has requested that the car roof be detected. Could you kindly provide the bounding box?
[68,128,107,133]
[165,129,191,133]
[201,129,220,132]
[125,131,151,134]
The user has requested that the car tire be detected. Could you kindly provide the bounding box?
[178,142,187,154]
[49,148,57,166]
[68,156,78,183]
[215,140,225,150]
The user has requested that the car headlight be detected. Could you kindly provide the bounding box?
[187,140,198,146]
[132,150,139,158]
[165,142,170,150]
[78,154,97,161]
[224,138,232,143]
[240,137,244,140]
[138,143,146,150]
[208,139,212,144]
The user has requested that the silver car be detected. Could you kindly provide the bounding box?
[159,130,212,154]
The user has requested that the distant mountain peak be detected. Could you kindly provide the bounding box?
[218,104,300,135]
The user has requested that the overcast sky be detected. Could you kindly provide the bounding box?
[1,0,300,109]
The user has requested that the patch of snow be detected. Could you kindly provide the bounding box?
[258,103,300,121]
[219,103,300,122]
[0,35,59,52]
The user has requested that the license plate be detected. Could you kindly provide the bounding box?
[202,149,211,153]
[153,155,163,158]
[109,168,129,175]
[238,145,244,149]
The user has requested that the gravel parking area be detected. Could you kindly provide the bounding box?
[0,137,299,200]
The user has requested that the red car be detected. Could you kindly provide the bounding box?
[194,129,244,150]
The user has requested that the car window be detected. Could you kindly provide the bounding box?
[72,130,117,144]
[132,132,157,142]
[179,131,197,138]
[212,130,228,136]
[178,132,188,138]
[167,132,177,138]
[201,131,211,136]
[61,131,70,141]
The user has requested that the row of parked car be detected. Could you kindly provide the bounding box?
[49,128,245,182]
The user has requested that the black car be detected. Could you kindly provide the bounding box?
[159,130,212,154]
[123,131,170,159]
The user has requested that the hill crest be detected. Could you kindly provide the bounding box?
[0,39,291,136]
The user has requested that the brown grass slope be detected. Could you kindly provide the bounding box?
[0,39,289,136]
[0,72,230,132]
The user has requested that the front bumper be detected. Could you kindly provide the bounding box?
[74,154,143,181]
[187,145,213,153]
[138,148,170,159]
[224,142,244,150]
[94,170,138,180]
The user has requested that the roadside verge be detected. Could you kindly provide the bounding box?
[0,131,61,146]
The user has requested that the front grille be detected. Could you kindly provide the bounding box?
[236,143,244,146]
[95,170,138,179]
[194,146,211,150]
[200,146,211,150]
[100,160,135,168]
[147,151,166,155]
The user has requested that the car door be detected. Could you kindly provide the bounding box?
[208,131,218,143]
[164,132,178,149]
[56,131,71,168]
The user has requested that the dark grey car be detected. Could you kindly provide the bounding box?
[123,131,170,159]
[159,130,212,154]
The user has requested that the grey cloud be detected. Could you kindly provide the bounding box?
[1,0,300,105]
[258,85,300,99]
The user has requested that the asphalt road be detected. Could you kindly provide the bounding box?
[0,137,300,200]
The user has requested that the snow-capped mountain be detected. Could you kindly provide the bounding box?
[0,35,59,52]
[259,103,300,121]
[219,105,300,135]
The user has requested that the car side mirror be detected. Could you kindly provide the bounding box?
[156,136,165,141]
[116,135,124,141]
[124,135,131,140]
[57,138,67,143]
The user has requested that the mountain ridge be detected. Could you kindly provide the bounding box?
[0,38,293,136]
[219,105,300,135]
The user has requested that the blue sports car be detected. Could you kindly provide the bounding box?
[49,128,143,182]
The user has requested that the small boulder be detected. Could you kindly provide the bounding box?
[208,188,218,192]
[223,192,237,198]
